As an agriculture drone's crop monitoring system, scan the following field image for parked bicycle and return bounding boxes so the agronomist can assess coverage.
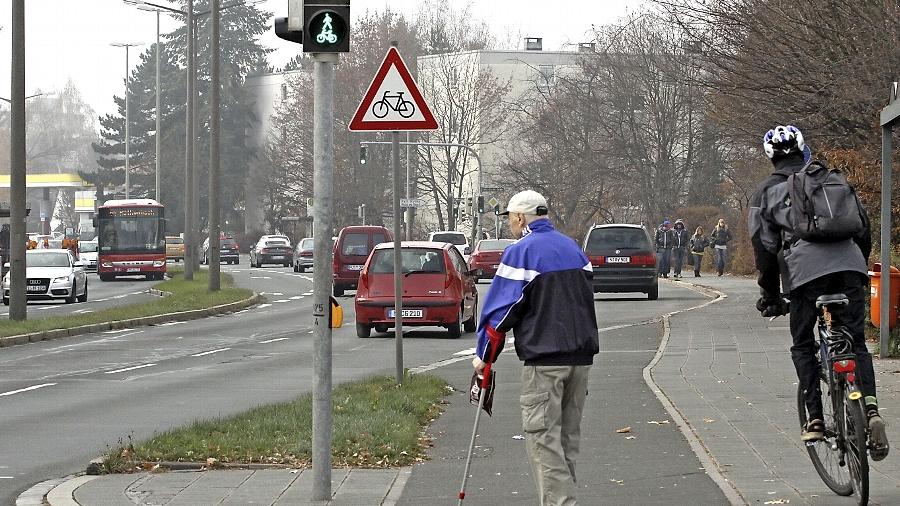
[372,91,415,119]
[797,293,871,505]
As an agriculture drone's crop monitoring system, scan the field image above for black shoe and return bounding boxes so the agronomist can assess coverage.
[802,419,825,442]
[868,409,890,461]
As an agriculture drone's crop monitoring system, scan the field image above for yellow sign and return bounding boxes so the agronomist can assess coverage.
[0,173,90,188]
[330,296,343,328]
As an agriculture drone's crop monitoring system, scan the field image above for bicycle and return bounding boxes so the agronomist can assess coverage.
[797,293,870,505]
[372,91,416,119]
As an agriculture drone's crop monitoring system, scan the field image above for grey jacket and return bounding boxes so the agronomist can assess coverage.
[748,154,871,296]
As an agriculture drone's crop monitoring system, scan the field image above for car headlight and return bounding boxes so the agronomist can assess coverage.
[52,276,70,283]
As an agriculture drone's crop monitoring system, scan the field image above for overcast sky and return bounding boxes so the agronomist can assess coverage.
[0,0,644,121]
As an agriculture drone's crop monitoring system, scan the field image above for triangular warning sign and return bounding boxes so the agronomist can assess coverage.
[348,47,439,131]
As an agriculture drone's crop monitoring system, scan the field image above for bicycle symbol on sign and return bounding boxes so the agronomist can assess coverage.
[316,13,338,44]
[372,91,416,119]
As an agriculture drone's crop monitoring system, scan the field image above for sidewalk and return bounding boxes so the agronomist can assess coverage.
[28,276,900,505]
[653,275,900,504]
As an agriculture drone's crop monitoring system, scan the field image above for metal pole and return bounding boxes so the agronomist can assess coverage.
[405,131,411,240]
[191,14,200,274]
[881,125,892,358]
[125,45,131,200]
[183,0,195,280]
[208,0,220,291]
[155,9,161,203]
[8,0,26,321]
[311,52,337,503]
[392,130,404,386]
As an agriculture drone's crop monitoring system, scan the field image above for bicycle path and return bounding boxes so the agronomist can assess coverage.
[654,275,900,504]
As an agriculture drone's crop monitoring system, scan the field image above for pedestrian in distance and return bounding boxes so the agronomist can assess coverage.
[655,219,674,278]
[472,190,599,506]
[670,219,689,278]
[689,226,709,277]
[749,125,888,458]
[710,218,732,276]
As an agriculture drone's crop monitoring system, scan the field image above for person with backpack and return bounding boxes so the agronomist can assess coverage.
[689,226,709,277]
[670,219,689,278]
[748,125,887,459]
[655,220,673,278]
[710,219,732,276]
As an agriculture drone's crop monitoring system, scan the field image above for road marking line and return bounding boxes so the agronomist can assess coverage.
[0,476,13,479]
[192,348,231,357]
[259,337,289,344]
[271,292,284,296]
[274,299,290,303]
[0,383,57,397]
[94,298,109,302]
[157,321,185,326]
[257,303,272,309]
[290,295,304,299]
[104,328,134,334]
[105,364,156,374]
[250,276,272,279]
[453,348,476,356]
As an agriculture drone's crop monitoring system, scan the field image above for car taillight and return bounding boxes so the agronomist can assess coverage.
[301,251,313,257]
[359,271,369,289]
[833,359,856,373]
[445,271,454,288]
[589,255,604,267]
[261,248,270,253]
[231,245,238,250]
[631,254,656,266]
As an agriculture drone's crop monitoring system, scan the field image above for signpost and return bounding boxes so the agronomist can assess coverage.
[400,198,426,209]
[350,45,438,386]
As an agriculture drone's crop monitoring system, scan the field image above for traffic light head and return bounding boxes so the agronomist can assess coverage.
[304,1,350,53]
[359,146,367,165]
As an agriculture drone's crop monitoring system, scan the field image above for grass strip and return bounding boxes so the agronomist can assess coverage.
[1,268,253,337]
[102,373,451,473]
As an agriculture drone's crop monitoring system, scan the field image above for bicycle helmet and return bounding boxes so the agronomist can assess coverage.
[762,125,805,159]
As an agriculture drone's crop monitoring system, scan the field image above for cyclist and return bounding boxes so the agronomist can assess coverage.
[748,125,888,460]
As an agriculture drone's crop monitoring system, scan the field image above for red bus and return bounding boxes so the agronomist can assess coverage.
[97,199,166,281]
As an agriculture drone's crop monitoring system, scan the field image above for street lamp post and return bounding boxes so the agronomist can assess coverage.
[110,42,142,200]
[9,0,26,321]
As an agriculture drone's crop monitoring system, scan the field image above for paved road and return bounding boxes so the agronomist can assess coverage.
[0,271,159,321]
[0,262,710,504]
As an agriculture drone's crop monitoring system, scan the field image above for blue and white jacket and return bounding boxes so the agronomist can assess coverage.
[475,219,599,366]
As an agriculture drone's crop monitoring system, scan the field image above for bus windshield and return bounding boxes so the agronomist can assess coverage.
[98,207,165,253]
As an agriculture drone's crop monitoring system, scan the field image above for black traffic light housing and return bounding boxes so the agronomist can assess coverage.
[274,16,303,44]
[304,1,350,53]
[359,146,367,165]
[477,196,485,214]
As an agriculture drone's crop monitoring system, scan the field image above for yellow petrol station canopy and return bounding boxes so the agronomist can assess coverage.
[0,173,90,188]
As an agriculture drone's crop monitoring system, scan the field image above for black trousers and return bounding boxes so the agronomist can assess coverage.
[672,248,685,276]
[790,271,875,420]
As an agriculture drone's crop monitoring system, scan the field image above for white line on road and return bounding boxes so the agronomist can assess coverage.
[270,292,283,296]
[259,337,289,344]
[105,364,156,374]
[453,348,476,356]
[0,476,12,479]
[290,295,304,299]
[250,276,271,279]
[157,321,185,327]
[257,303,272,309]
[192,348,231,357]
[104,328,134,334]
[93,298,109,302]
[0,383,57,397]
[274,299,290,303]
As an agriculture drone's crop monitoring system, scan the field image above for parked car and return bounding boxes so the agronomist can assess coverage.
[333,225,392,296]
[467,239,515,281]
[78,239,99,272]
[582,224,658,300]
[293,237,314,272]
[165,236,185,262]
[2,249,88,305]
[427,230,470,257]
[249,237,293,268]
[202,235,240,265]
[354,242,478,338]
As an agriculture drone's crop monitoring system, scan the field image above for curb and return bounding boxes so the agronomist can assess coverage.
[0,292,262,349]
[642,280,747,505]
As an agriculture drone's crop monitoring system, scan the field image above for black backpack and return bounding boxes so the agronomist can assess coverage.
[787,161,865,242]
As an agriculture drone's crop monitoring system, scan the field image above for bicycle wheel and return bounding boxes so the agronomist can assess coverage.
[398,100,416,118]
[797,376,853,496]
[844,397,869,505]
[372,101,389,118]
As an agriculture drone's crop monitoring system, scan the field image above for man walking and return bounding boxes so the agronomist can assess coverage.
[749,125,888,458]
[655,220,673,278]
[670,219,689,278]
[473,190,599,506]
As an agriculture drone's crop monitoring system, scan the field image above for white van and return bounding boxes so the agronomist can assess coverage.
[428,231,470,258]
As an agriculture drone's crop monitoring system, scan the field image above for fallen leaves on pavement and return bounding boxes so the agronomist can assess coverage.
[616,426,632,433]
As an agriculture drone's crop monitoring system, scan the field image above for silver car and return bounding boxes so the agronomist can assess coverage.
[2,249,88,305]
[78,239,99,272]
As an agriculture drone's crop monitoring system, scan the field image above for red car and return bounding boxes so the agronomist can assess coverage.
[467,239,515,281]
[354,242,478,339]
[333,225,392,296]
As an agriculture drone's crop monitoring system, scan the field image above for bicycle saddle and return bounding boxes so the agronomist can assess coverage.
[815,293,849,308]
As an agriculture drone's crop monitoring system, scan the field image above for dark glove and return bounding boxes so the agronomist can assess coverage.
[756,296,789,317]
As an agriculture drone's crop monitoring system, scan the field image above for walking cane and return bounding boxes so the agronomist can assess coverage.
[458,361,492,505]
[458,329,503,504]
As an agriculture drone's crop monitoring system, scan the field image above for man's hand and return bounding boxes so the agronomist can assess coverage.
[756,296,789,318]
[472,356,486,374]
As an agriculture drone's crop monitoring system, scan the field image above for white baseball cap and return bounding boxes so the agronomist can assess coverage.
[500,190,548,216]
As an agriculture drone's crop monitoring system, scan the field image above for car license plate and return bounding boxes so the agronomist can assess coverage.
[127,267,140,272]
[388,309,423,318]
[26,285,45,292]
[606,256,631,264]
[347,264,364,271]
[272,256,284,260]
[492,265,499,269]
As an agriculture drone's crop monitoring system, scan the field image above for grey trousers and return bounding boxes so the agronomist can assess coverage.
[521,365,591,506]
